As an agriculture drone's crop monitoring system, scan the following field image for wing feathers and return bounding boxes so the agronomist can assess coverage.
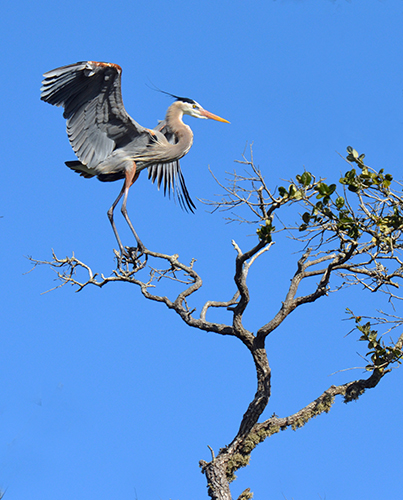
[41,61,145,169]
[148,161,196,213]
[42,61,196,213]
[147,118,196,212]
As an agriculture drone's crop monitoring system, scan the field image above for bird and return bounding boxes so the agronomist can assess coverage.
[40,61,229,262]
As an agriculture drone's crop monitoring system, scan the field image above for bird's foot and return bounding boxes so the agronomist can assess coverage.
[125,245,148,270]
[114,246,147,271]
[126,245,143,261]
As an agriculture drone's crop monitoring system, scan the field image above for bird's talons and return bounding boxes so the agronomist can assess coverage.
[113,240,148,271]
[128,245,148,270]
[126,245,143,261]
[113,246,147,271]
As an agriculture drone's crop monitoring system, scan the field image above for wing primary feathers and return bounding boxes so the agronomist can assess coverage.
[41,61,146,170]
[177,168,196,213]
[147,162,196,213]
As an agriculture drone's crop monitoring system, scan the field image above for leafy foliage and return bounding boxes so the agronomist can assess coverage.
[270,147,403,251]
[256,219,275,243]
[347,309,403,372]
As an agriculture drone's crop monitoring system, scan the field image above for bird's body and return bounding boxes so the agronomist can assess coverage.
[41,61,229,262]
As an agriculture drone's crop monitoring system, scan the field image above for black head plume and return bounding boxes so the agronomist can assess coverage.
[146,81,196,104]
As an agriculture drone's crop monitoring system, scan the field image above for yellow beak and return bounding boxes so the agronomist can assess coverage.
[201,109,230,123]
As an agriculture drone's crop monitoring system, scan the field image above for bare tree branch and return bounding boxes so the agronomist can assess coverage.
[31,146,403,500]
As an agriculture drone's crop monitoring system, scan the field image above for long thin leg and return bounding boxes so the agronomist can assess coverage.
[107,184,126,257]
[121,164,144,253]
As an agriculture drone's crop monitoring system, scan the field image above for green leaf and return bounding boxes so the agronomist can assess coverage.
[335,196,345,209]
[328,184,337,195]
[300,171,312,186]
[316,183,328,195]
[289,184,297,196]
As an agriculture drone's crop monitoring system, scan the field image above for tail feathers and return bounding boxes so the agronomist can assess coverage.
[65,161,95,179]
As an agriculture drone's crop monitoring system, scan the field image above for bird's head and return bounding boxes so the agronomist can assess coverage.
[149,85,230,123]
[177,97,230,123]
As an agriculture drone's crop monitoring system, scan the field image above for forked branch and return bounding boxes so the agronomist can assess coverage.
[31,146,403,500]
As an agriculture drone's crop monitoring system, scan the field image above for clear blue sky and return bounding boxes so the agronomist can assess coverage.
[1,1,403,499]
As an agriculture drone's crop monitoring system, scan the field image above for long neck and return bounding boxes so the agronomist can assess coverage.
[165,101,194,158]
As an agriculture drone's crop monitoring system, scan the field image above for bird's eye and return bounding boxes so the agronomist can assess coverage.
[193,104,198,109]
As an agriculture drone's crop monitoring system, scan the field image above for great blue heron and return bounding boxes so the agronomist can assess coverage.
[40,61,229,261]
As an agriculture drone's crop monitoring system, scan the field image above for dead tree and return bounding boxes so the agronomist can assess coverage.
[31,147,403,500]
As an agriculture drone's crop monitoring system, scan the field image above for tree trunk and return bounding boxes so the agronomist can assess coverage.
[202,459,232,500]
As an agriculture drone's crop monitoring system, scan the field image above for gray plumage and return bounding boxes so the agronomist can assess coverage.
[41,61,229,258]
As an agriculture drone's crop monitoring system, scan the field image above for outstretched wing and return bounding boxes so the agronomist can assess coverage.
[147,119,196,213]
[41,61,147,169]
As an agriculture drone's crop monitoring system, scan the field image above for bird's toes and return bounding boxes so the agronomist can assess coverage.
[114,246,147,272]
[125,245,148,270]
[126,246,139,260]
